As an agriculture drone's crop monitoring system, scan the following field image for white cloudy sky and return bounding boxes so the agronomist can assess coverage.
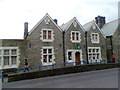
[0,0,119,39]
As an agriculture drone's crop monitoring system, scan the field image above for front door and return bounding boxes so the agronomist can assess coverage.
[75,52,80,65]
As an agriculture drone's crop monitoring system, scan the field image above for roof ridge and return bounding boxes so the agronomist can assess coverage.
[105,18,120,25]
[83,20,94,26]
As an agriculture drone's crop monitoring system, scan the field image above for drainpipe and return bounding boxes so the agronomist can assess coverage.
[85,31,89,64]
[109,36,113,55]
[63,31,66,66]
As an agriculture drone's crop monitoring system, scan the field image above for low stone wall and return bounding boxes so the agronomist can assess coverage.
[8,63,120,82]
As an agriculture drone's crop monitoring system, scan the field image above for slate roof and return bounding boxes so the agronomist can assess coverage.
[28,13,63,35]
[60,17,85,32]
[83,20,106,38]
[83,20,94,31]
[101,18,120,36]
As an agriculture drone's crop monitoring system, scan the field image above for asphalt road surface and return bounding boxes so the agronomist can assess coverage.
[2,68,119,88]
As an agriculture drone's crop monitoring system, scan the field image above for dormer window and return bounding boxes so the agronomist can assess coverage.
[41,29,54,42]
[71,31,81,43]
[90,33,100,43]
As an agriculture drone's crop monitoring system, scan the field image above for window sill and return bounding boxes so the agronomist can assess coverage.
[42,62,55,66]
[42,40,54,42]
[71,40,81,43]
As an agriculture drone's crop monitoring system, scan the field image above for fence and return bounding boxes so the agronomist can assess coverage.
[1,59,120,82]
[14,59,119,73]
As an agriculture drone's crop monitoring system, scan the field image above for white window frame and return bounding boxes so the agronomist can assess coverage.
[88,47,102,61]
[66,49,83,65]
[41,46,55,65]
[41,29,54,42]
[70,31,81,43]
[90,33,100,43]
[0,47,20,69]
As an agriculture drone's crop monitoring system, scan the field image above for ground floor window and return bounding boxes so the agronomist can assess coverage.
[67,50,83,65]
[41,47,55,65]
[0,47,19,69]
[88,47,101,60]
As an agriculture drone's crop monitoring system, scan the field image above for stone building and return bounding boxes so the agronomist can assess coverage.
[25,13,64,69]
[0,14,119,71]
[61,17,87,66]
[83,16,107,63]
[101,18,120,61]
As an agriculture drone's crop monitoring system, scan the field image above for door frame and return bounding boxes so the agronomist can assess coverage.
[67,49,83,65]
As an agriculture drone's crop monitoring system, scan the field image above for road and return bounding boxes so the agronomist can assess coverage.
[2,68,119,88]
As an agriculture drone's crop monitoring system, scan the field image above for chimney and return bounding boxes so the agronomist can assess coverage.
[24,22,28,39]
[95,16,106,29]
[53,19,57,24]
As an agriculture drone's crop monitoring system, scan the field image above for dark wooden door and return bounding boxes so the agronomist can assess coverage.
[75,52,80,65]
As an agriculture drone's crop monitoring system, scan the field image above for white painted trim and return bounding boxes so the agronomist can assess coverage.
[28,13,63,36]
[88,47,102,60]
[0,47,20,70]
[40,28,54,42]
[70,31,81,43]
[66,49,83,65]
[41,46,55,65]
[64,17,85,32]
[90,33,100,43]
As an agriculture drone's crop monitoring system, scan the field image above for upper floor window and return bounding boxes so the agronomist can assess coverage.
[41,29,54,42]
[90,33,100,43]
[71,31,81,43]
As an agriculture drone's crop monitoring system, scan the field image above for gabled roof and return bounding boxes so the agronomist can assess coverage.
[83,20,94,31]
[83,20,106,39]
[28,13,63,35]
[60,17,85,32]
[101,18,120,36]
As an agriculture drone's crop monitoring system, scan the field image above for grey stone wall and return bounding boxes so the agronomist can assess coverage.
[64,23,87,61]
[26,20,64,68]
[87,26,107,60]
[112,28,119,60]
[1,39,28,68]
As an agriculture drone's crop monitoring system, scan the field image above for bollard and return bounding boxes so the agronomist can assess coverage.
[2,71,4,83]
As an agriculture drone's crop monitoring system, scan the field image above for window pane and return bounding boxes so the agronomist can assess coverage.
[97,54,99,59]
[68,52,72,60]
[93,49,95,52]
[89,49,91,53]
[48,55,52,62]
[72,32,75,40]
[76,33,79,40]
[43,49,47,54]
[96,49,99,52]
[92,34,94,39]
[43,30,47,39]
[11,49,17,55]
[43,55,47,63]
[11,56,17,65]
[4,50,9,55]
[48,31,52,39]
[4,57,9,65]
[48,49,52,53]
